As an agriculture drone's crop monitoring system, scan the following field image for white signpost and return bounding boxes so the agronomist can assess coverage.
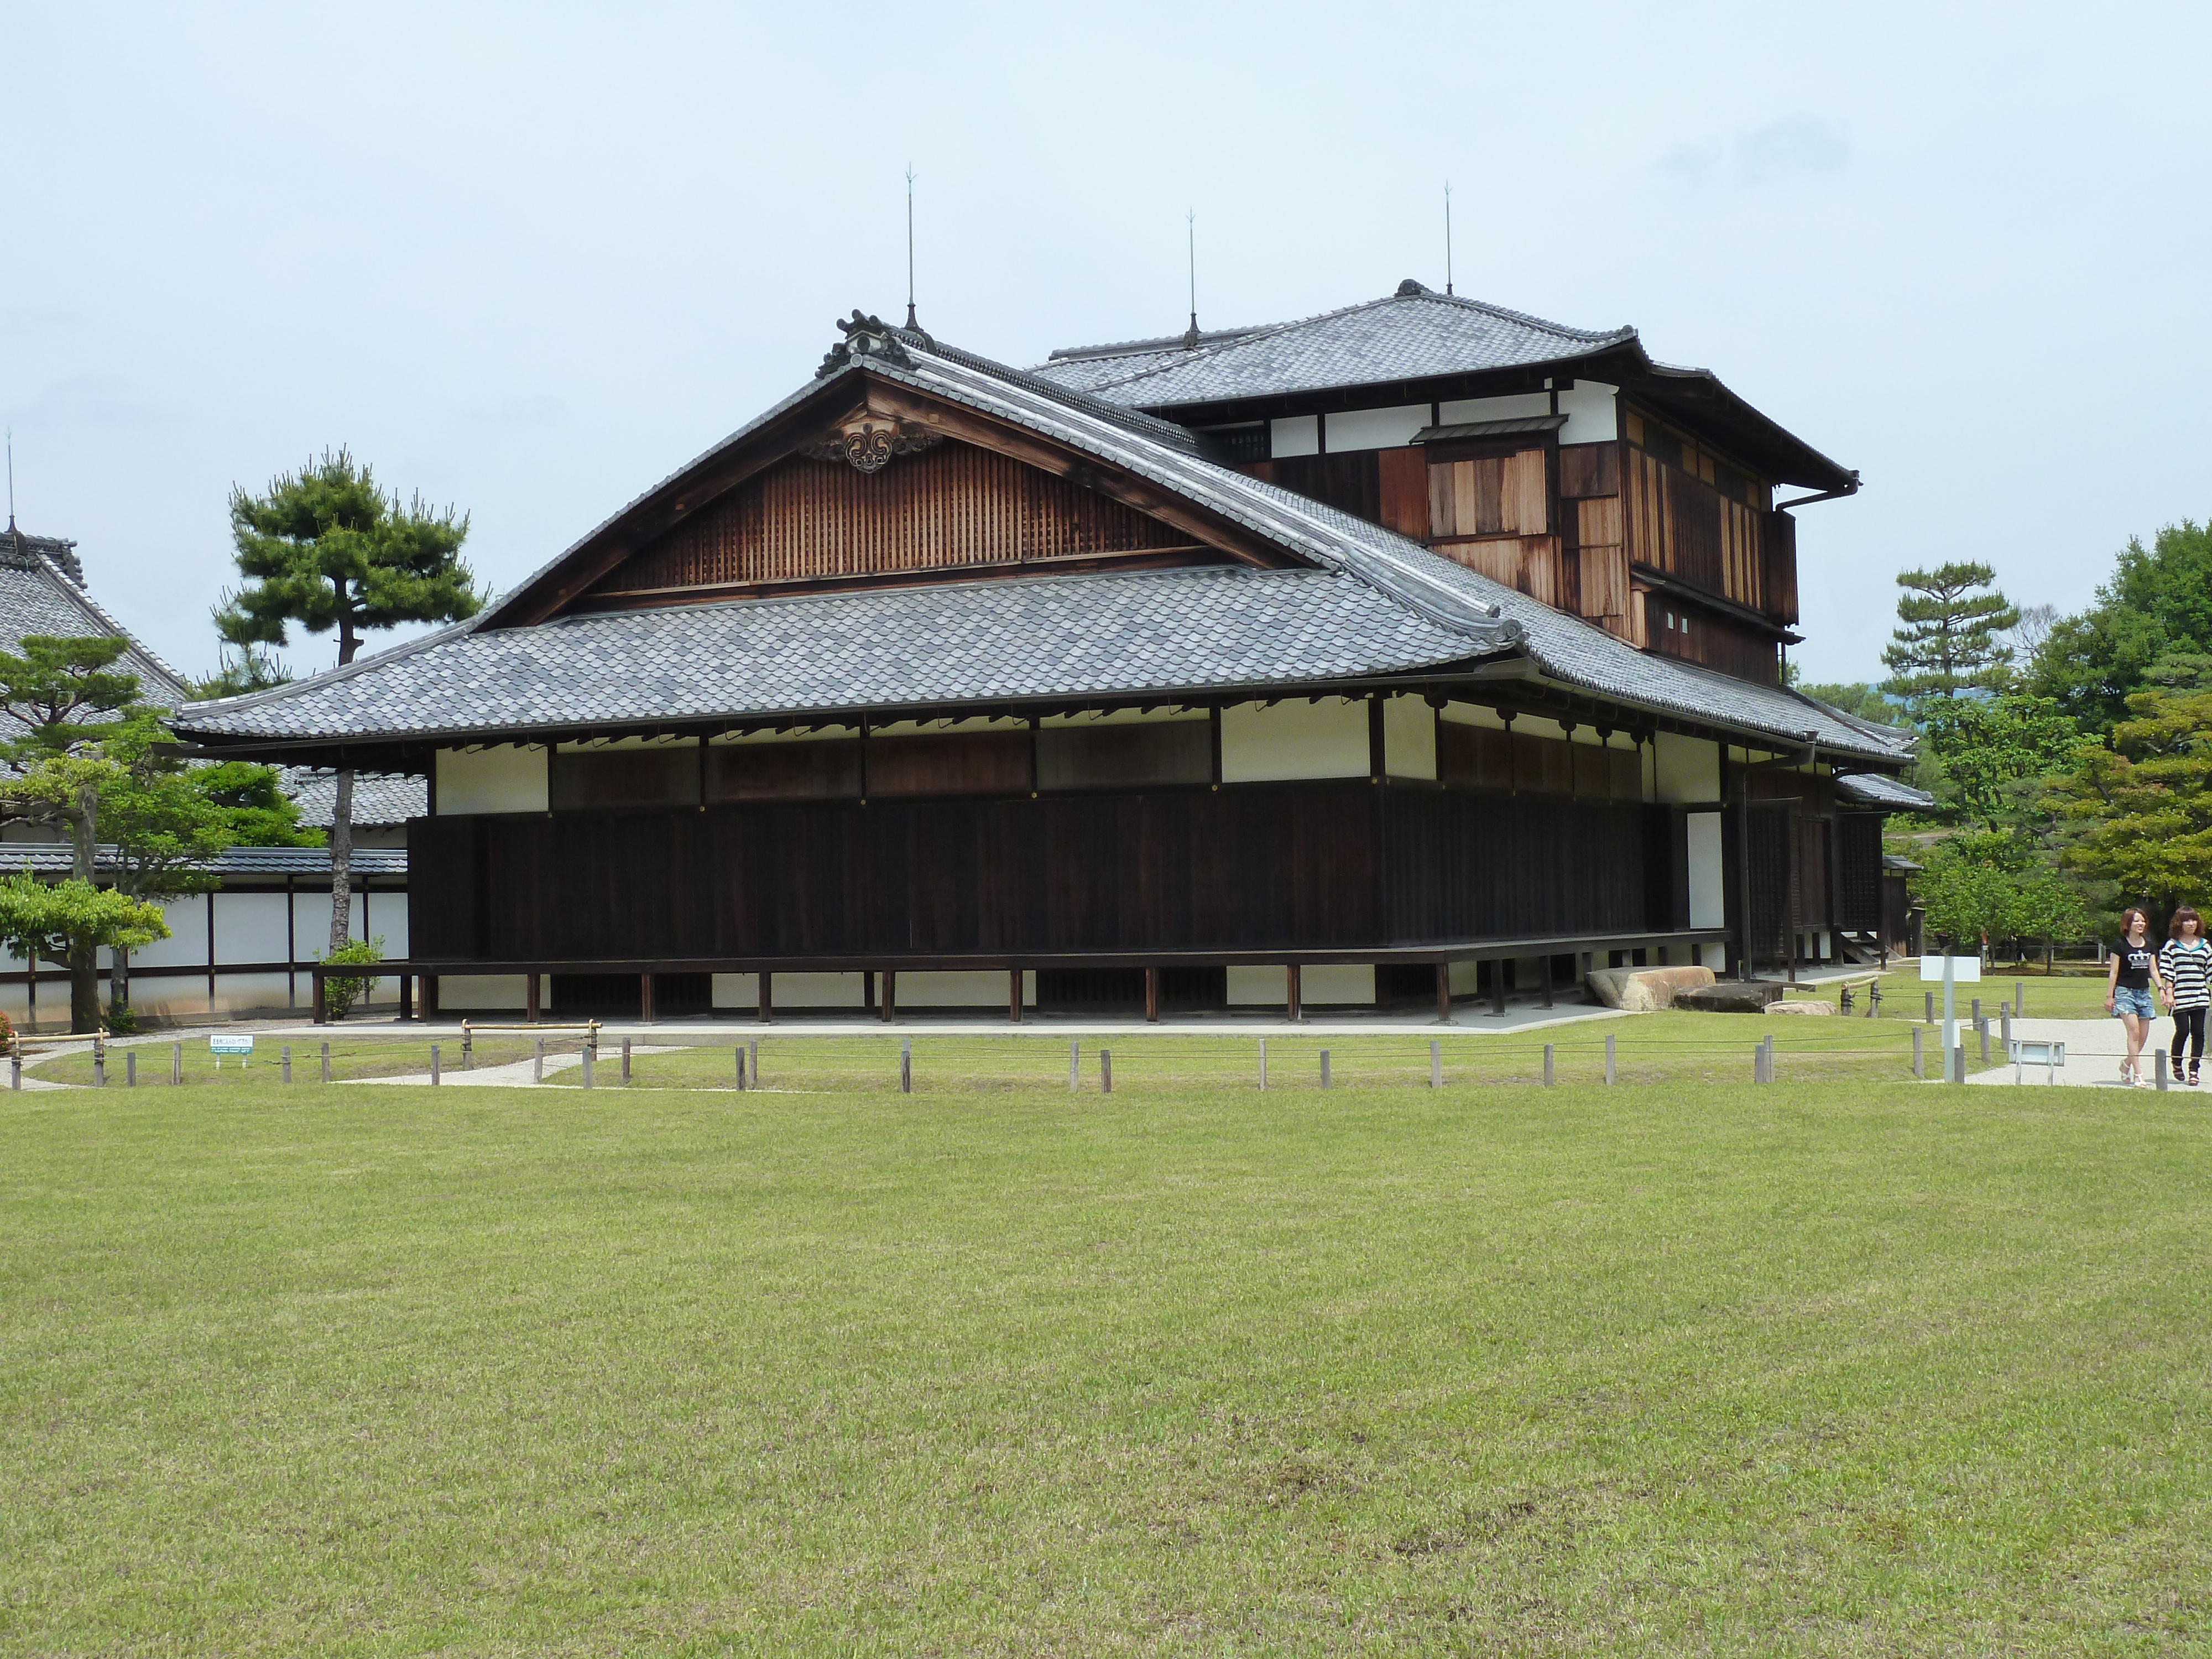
[210,1034,253,1071]
[1919,955,1981,1081]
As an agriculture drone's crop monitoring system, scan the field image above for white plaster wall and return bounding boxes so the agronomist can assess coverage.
[1324,404,1428,452]
[770,971,867,1009]
[898,971,1035,1008]
[131,894,210,968]
[1226,966,1283,1006]
[1700,942,1728,972]
[1306,966,1376,1004]
[1439,701,1507,730]
[1515,714,1571,743]
[213,893,291,964]
[1230,965,1375,1005]
[1270,414,1318,457]
[1686,811,1726,928]
[1220,698,1369,782]
[1449,960,1481,995]
[438,973,530,1011]
[436,745,548,815]
[1653,733,1721,803]
[1557,380,1618,444]
[1382,695,1436,780]
[1441,392,1552,425]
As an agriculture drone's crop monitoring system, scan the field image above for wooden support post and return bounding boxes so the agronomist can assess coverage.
[640,972,655,1024]
[1434,963,1451,1024]
[1286,964,1302,1023]
[1008,968,1022,1025]
[312,968,327,1025]
[422,975,439,1018]
[1144,968,1160,1024]
[398,973,414,1021]
[1490,959,1506,1018]
[1541,957,1554,1010]
[880,970,896,1022]
[758,971,773,1024]
[526,973,541,1023]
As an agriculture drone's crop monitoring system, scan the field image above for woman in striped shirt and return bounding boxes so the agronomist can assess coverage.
[2159,906,2211,1087]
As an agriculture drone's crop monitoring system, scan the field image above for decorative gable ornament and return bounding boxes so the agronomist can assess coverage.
[815,309,916,378]
[802,414,943,474]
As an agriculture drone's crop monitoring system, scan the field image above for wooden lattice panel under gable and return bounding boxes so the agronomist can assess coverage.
[582,439,1207,604]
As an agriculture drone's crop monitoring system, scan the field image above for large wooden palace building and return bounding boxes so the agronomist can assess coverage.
[174,284,1921,1019]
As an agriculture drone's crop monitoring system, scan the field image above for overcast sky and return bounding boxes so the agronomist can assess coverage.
[6,2,2208,687]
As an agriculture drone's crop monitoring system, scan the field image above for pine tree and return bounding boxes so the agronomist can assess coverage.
[0,635,145,1030]
[1879,562,2020,714]
[216,451,479,955]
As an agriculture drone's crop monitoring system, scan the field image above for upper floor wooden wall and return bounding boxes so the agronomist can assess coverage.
[1239,400,1798,687]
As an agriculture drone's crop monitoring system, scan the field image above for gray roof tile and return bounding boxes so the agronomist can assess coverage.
[1032,284,1633,408]
[178,323,1912,769]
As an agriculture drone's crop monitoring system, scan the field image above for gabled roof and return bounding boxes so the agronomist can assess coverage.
[1035,281,1857,493]
[0,519,190,706]
[176,316,1909,768]
[1036,282,1632,405]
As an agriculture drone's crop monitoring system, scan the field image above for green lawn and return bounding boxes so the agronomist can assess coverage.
[6,1067,2209,1654]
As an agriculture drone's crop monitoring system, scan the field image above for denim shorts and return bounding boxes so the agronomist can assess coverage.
[2113,985,2157,1019]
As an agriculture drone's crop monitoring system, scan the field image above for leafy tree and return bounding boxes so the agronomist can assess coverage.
[0,873,169,1026]
[1911,829,2089,966]
[0,636,145,1029]
[1879,561,2020,714]
[217,450,479,955]
[2027,520,2212,731]
[2049,681,2212,921]
[1797,681,1906,728]
[195,761,322,848]
[1917,693,2079,833]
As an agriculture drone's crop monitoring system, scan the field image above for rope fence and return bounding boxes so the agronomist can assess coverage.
[14,1023,1949,1094]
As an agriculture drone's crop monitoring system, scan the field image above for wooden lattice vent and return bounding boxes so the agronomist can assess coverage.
[580,435,1215,606]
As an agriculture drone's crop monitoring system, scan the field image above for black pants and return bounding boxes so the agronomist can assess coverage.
[2174,1006,2208,1070]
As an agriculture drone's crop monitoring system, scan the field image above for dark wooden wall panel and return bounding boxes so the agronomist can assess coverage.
[587,440,1195,599]
[409,782,1675,963]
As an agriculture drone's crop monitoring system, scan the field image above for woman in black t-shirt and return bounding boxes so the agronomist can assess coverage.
[2106,906,2167,1087]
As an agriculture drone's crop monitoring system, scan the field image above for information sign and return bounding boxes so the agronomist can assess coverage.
[1917,956,1982,984]
[209,1035,254,1055]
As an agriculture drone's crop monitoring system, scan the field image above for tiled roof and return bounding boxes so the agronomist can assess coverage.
[1838,771,1935,808]
[0,532,189,706]
[280,768,426,828]
[178,323,1912,768]
[1032,283,1634,408]
[0,842,406,878]
[175,567,1483,741]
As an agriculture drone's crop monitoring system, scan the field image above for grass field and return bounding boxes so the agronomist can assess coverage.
[6,1058,2209,1655]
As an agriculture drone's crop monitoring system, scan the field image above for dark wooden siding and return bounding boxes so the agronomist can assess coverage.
[410,782,1671,963]
[584,440,1199,601]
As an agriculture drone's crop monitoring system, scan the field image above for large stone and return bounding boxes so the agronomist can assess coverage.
[1586,965,1717,1012]
[1767,1000,1837,1016]
[1674,979,1785,1013]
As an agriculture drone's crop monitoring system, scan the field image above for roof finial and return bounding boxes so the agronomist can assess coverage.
[1183,210,1199,348]
[904,165,920,332]
[1443,180,1454,295]
[5,426,14,530]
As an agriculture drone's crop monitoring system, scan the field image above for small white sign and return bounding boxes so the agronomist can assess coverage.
[1918,956,1982,984]
[209,1035,254,1055]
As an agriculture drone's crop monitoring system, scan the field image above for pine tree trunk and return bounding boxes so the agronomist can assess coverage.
[113,946,131,1016]
[327,768,354,956]
[69,779,100,1033]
